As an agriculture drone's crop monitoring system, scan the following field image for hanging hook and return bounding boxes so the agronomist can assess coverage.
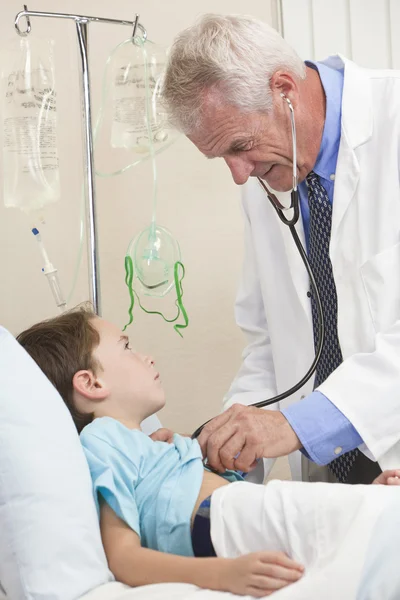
[15,4,31,36]
[132,13,139,39]
[131,14,147,45]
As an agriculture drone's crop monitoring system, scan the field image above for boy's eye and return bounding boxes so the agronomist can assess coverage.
[125,342,132,351]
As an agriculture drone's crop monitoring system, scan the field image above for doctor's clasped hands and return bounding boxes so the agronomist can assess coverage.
[198,404,301,473]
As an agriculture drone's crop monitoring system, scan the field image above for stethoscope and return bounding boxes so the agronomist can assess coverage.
[192,93,325,440]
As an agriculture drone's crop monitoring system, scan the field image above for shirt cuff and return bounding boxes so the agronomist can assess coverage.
[281,392,363,465]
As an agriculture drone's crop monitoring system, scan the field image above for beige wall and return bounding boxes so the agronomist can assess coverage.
[0,0,274,434]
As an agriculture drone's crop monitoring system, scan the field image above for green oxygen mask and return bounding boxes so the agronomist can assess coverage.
[124,224,188,337]
[120,36,188,336]
[131,224,180,295]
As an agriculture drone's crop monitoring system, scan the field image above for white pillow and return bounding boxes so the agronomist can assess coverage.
[0,326,112,600]
[140,414,162,435]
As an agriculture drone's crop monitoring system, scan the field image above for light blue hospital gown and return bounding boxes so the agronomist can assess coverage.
[80,417,242,557]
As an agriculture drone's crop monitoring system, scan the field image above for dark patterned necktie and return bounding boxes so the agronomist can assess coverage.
[307,171,359,483]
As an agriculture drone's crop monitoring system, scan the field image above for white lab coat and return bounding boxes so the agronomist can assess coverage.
[224,55,400,481]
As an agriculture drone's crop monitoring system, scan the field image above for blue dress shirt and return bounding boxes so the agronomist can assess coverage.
[281,61,363,466]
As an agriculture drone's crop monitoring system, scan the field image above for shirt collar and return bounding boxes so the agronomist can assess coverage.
[306,60,344,181]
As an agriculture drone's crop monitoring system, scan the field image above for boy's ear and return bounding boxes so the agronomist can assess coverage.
[72,370,109,402]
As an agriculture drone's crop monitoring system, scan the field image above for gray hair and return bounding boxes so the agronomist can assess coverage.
[162,13,306,134]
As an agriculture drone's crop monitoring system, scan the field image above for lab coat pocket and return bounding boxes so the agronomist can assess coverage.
[360,241,400,333]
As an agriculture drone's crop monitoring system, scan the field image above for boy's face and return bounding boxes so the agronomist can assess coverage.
[91,318,165,424]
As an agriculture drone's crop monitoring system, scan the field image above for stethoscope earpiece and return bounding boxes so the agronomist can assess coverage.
[280,91,294,111]
[191,83,325,441]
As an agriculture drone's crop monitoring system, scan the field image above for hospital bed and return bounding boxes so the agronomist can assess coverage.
[2,481,399,600]
[80,478,400,600]
[1,324,399,600]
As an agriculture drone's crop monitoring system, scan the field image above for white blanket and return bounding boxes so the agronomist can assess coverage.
[83,480,400,600]
[211,481,400,599]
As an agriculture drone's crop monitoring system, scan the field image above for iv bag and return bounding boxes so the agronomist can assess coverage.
[110,39,177,154]
[2,37,60,214]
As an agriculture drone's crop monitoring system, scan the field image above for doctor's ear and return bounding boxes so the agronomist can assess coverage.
[72,369,109,403]
[270,71,298,107]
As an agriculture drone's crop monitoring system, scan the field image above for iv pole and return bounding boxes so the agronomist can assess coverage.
[14,6,147,316]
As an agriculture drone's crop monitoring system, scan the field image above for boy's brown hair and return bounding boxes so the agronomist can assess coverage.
[17,306,101,433]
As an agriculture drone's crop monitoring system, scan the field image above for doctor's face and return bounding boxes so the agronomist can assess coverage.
[189,84,320,192]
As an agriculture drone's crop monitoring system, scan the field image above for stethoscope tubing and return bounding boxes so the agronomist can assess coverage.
[192,95,326,440]
[192,214,325,439]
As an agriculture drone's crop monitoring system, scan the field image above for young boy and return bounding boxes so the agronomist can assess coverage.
[18,308,400,599]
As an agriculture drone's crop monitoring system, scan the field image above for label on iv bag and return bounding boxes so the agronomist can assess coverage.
[2,39,60,213]
[111,60,170,152]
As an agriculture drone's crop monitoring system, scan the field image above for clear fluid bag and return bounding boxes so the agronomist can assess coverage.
[94,38,179,175]
[2,37,60,214]
[111,39,175,153]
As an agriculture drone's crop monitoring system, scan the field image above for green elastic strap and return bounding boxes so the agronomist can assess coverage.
[123,255,189,337]
[123,255,136,331]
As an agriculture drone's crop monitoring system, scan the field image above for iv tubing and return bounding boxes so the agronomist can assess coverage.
[67,35,174,307]
[32,227,66,312]
[14,6,150,315]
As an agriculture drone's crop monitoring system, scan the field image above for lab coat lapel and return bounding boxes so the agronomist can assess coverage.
[324,55,372,259]
[330,138,359,259]
[279,206,312,323]
[279,56,371,322]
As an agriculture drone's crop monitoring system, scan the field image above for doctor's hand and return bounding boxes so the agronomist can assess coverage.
[197,404,301,473]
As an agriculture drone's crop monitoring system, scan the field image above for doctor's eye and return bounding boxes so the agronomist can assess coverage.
[233,142,254,154]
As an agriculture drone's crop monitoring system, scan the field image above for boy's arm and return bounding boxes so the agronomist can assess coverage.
[100,503,304,596]
[100,502,223,589]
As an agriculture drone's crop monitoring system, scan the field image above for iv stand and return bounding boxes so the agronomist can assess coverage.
[14,6,148,316]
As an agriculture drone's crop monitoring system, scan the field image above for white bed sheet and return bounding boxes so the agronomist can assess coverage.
[211,480,400,600]
[81,480,400,600]
[82,581,256,600]
[2,479,396,600]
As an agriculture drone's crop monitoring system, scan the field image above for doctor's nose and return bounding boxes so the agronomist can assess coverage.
[224,156,254,185]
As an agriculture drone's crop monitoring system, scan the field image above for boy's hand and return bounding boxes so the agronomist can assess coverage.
[149,428,174,444]
[219,551,304,597]
[373,469,400,485]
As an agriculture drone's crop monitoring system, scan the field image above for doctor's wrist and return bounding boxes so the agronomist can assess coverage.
[261,411,302,458]
[281,412,302,453]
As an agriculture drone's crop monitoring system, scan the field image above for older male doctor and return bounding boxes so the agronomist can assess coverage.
[163,14,400,484]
